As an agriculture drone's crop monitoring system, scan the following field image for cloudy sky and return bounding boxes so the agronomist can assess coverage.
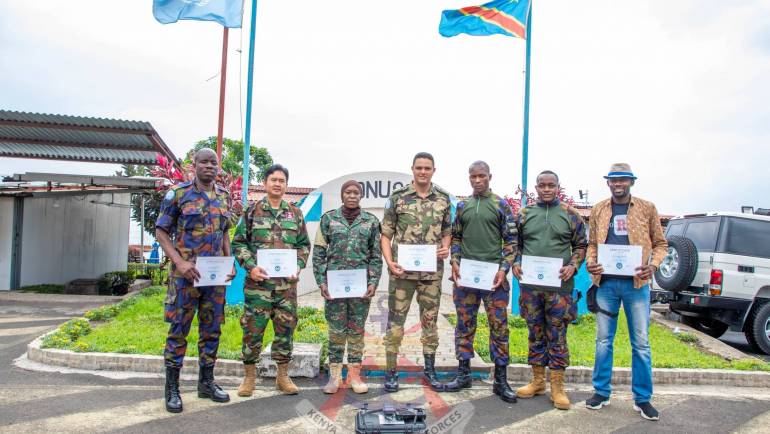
[2,0,769,217]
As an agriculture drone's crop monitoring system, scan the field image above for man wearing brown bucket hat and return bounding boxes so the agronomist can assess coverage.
[584,163,668,421]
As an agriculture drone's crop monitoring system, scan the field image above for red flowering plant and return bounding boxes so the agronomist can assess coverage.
[504,185,576,215]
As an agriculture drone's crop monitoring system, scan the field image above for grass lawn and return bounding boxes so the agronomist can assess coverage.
[42,286,328,362]
[446,312,770,371]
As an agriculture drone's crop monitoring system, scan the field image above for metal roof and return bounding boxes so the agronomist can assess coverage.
[0,110,179,168]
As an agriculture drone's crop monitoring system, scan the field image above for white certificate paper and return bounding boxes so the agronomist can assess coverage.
[194,256,234,287]
[397,244,437,272]
[458,259,499,291]
[257,249,298,278]
[327,269,368,299]
[598,244,643,276]
[520,255,563,288]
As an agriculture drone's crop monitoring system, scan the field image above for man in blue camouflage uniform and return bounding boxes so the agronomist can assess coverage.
[444,161,518,403]
[156,148,232,413]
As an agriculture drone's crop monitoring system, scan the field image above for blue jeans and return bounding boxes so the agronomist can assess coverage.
[592,278,653,403]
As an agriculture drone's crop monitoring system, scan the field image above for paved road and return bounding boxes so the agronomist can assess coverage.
[2,295,770,433]
[720,331,770,363]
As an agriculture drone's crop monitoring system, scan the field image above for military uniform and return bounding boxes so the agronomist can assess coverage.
[515,199,586,369]
[156,180,231,369]
[232,197,310,365]
[312,208,383,364]
[382,183,452,357]
[450,190,517,365]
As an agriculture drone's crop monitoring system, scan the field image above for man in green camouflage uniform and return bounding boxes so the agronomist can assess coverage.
[232,164,310,396]
[313,180,382,394]
[381,152,452,392]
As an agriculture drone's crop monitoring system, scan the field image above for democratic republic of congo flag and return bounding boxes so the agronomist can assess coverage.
[439,0,531,38]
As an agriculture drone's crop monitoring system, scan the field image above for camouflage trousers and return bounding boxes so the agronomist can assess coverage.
[325,297,371,364]
[163,278,225,368]
[519,286,577,369]
[384,278,442,355]
[241,286,297,365]
[454,285,510,365]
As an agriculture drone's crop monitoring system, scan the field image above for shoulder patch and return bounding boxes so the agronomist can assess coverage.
[164,189,176,201]
[384,199,392,209]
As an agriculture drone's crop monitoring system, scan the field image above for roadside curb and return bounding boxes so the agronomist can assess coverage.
[27,327,770,387]
[27,330,321,378]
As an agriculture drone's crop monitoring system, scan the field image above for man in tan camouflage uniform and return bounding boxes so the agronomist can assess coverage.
[232,164,310,396]
[381,152,452,392]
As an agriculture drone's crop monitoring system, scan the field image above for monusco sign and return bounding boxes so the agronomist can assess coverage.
[315,171,415,212]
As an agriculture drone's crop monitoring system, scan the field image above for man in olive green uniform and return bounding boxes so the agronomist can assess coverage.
[313,180,382,394]
[232,164,311,395]
[381,152,452,392]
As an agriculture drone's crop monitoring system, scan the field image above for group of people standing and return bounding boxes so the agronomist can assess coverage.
[156,149,667,423]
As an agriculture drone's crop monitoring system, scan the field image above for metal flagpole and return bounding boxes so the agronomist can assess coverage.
[241,0,258,205]
[216,27,229,161]
[520,3,533,207]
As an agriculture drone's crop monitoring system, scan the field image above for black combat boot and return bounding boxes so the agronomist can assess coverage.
[383,353,399,393]
[422,354,445,391]
[165,366,183,413]
[198,365,230,402]
[492,364,517,403]
[444,359,472,392]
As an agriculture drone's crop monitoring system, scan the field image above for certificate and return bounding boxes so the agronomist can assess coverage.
[598,244,643,276]
[257,249,297,278]
[327,269,368,299]
[397,244,437,272]
[194,256,234,287]
[520,255,563,288]
[458,259,499,291]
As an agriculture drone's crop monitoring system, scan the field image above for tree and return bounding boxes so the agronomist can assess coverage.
[119,138,273,237]
[186,136,273,182]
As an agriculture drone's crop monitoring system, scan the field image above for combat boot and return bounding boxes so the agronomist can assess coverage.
[516,365,546,398]
[492,364,517,403]
[323,363,342,394]
[164,366,183,413]
[422,354,445,391]
[550,369,570,410]
[237,363,258,397]
[383,353,399,393]
[347,363,369,394]
[444,359,472,392]
[276,363,299,395]
[198,365,230,402]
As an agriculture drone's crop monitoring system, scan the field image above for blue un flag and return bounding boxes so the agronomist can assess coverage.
[153,0,245,28]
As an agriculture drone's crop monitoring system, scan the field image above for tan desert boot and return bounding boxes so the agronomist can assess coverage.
[323,363,342,394]
[549,369,570,410]
[237,363,258,397]
[347,363,368,394]
[275,363,299,395]
[516,365,546,398]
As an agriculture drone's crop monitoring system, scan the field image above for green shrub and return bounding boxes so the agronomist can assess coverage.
[20,284,65,294]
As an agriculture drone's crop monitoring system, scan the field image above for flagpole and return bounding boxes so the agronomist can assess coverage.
[520,3,532,207]
[241,0,258,205]
[216,27,229,161]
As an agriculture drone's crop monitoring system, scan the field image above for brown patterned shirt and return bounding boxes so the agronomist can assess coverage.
[587,196,668,289]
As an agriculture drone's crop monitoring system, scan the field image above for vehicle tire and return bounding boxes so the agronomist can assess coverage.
[744,301,770,355]
[654,236,698,291]
[681,316,729,338]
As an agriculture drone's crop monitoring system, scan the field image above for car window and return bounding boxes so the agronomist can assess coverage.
[666,222,684,236]
[684,220,719,252]
[724,218,770,258]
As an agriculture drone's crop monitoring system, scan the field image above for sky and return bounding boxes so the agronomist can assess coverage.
[1,0,769,219]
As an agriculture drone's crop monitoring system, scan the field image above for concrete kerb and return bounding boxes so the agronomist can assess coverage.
[27,328,770,387]
[27,330,321,378]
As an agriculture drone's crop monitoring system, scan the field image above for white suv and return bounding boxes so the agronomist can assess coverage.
[652,212,770,354]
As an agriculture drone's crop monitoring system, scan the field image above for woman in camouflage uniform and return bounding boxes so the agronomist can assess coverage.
[313,180,383,394]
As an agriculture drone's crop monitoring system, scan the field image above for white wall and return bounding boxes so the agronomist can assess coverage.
[19,192,130,287]
[0,198,14,290]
